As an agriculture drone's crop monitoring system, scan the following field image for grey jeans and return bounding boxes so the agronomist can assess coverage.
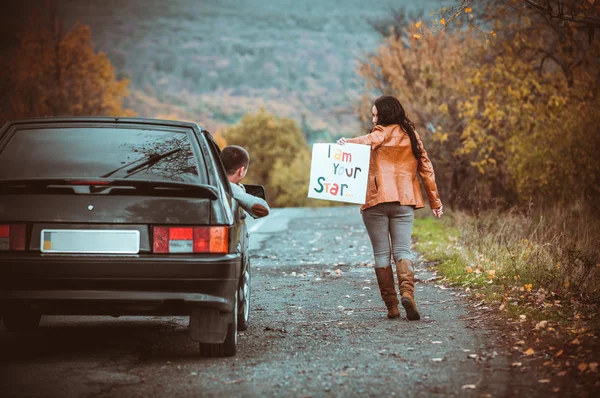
[361,202,415,268]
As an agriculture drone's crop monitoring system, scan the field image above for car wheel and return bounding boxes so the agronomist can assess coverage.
[3,310,41,332]
[198,292,238,357]
[238,266,251,331]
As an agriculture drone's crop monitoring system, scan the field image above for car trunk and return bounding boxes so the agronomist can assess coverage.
[0,187,216,254]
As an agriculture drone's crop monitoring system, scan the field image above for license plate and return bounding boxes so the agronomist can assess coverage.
[40,229,140,254]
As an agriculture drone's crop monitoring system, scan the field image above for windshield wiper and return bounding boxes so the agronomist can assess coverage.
[99,147,182,179]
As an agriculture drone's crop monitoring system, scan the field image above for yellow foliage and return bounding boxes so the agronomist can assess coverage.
[2,10,133,120]
[212,132,228,149]
[359,7,600,209]
[222,110,322,207]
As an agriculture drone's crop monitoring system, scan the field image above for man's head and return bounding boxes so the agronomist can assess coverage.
[221,145,249,183]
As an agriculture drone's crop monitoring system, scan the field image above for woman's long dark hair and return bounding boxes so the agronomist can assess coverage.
[373,96,422,159]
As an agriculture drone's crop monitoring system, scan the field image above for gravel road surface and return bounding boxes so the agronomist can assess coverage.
[0,207,581,397]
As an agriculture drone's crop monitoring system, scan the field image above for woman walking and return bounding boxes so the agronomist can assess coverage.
[338,96,443,321]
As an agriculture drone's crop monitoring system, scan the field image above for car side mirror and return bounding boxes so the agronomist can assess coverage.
[244,184,267,201]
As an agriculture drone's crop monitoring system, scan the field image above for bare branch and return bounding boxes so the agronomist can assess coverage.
[523,0,600,29]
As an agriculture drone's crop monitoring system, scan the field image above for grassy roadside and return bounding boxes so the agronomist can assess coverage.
[412,210,600,386]
[413,208,600,340]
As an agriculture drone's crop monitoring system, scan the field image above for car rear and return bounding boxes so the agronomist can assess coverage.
[0,119,241,328]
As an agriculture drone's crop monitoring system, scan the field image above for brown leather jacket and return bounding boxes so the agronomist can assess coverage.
[347,124,442,211]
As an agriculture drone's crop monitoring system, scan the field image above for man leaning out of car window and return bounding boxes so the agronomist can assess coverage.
[220,145,270,219]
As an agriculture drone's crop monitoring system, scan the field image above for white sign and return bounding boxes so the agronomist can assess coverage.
[307,143,371,204]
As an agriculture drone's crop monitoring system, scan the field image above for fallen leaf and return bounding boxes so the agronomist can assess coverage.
[511,362,522,367]
[557,371,567,376]
[524,348,535,355]
[224,379,250,385]
[555,349,564,357]
[543,360,552,366]
[570,338,581,345]
[462,384,476,389]
[535,320,548,330]
[578,363,588,372]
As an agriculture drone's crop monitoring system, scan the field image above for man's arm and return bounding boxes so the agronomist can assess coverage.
[230,182,270,219]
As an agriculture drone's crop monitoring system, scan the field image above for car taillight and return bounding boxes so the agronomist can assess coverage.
[152,226,229,254]
[0,224,26,251]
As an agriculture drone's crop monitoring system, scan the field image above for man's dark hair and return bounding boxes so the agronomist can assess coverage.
[221,145,249,175]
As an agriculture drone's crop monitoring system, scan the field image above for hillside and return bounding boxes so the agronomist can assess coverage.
[51,0,446,139]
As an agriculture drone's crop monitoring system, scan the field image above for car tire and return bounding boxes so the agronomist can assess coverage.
[198,292,238,357]
[3,310,41,332]
[237,265,251,331]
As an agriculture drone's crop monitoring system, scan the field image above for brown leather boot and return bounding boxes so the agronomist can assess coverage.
[374,266,400,319]
[395,259,420,320]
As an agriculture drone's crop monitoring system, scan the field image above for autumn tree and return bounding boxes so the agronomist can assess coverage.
[439,0,600,36]
[0,7,133,124]
[358,24,488,207]
[359,1,600,210]
[222,110,317,207]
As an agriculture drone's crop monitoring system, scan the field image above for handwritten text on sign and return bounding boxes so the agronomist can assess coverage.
[308,143,370,204]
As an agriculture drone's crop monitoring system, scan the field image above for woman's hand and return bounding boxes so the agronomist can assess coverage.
[337,137,348,146]
[432,205,443,219]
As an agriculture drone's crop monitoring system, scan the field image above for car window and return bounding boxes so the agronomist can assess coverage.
[0,126,206,184]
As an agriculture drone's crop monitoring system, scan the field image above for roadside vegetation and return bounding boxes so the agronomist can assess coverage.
[221,110,338,208]
[412,208,600,382]
[361,0,600,335]
[413,210,600,328]
[368,3,600,381]
[0,8,133,124]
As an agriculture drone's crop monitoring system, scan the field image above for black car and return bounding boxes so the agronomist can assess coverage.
[0,117,264,357]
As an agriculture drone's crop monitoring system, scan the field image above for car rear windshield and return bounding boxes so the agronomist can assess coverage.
[0,126,206,183]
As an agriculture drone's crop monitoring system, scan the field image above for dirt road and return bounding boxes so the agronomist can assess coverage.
[0,207,583,397]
